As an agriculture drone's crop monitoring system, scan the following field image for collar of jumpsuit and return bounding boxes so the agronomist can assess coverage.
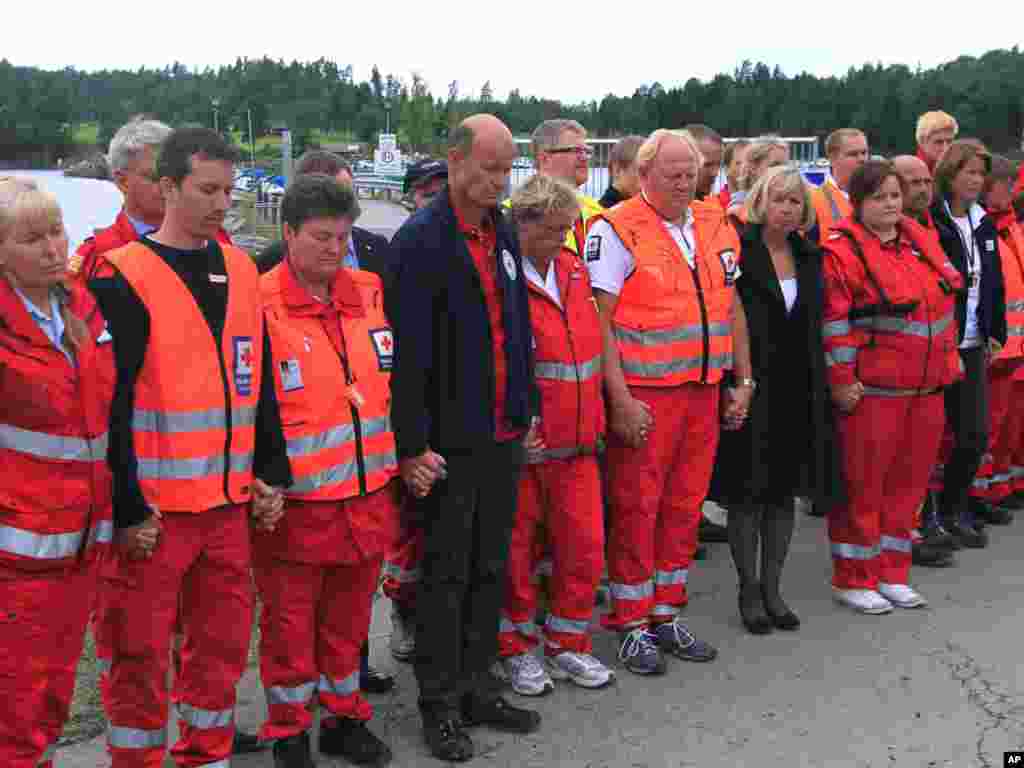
[281,256,365,318]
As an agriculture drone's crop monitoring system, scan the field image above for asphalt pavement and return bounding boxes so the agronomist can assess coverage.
[57,507,1024,767]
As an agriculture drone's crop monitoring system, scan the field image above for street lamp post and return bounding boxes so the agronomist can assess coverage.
[211,98,221,134]
[383,100,391,134]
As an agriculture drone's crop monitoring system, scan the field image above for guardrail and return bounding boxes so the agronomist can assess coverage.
[352,174,405,203]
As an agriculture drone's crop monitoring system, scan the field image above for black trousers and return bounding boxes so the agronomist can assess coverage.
[413,439,524,718]
[940,346,989,524]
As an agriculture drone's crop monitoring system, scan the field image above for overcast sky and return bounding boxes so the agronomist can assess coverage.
[7,1,1020,104]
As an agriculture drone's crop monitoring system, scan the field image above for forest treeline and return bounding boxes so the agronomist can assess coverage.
[2,47,1022,163]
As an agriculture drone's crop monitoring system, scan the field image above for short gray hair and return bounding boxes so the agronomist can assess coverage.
[107,118,173,173]
[531,119,586,156]
[637,129,703,173]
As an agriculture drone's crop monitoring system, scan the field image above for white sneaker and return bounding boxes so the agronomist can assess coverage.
[389,607,415,662]
[878,583,928,608]
[493,653,554,696]
[832,588,894,614]
[545,651,614,689]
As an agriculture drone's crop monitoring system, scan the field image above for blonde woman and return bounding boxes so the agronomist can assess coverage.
[0,177,115,767]
[710,166,837,632]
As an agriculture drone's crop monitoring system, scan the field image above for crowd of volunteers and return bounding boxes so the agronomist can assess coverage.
[2,107,1023,767]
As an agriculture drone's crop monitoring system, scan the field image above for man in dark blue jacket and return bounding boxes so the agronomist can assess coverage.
[389,114,541,762]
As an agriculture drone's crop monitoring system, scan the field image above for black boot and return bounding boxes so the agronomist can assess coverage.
[727,504,772,634]
[460,693,541,733]
[273,731,315,768]
[319,717,392,766]
[760,502,800,631]
[912,538,955,567]
[422,712,474,763]
[921,492,957,550]
[360,642,395,694]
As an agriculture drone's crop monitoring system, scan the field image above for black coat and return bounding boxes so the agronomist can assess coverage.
[930,200,1007,345]
[709,225,842,507]
[389,189,537,460]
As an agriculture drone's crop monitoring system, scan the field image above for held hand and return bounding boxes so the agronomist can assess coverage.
[722,386,753,431]
[987,337,1003,365]
[524,418,547,463]
[251,478,285,532]
[610,395,654,449]
[118,507,162,560]
[400,449,448,499]
[831,381,864,414]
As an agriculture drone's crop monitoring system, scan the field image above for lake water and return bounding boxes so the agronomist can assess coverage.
[6,170,124,255]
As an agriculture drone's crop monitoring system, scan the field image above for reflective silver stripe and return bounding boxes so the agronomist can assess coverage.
[545,615,590,634]
[880,535,912,554]
[1007,300,1024,312]
[318,672,359,697]
[830,542,880,560]
[1007,325,1024,337]
[136,451,254,480]
[535,354,602,383]
[287,424,355,458]
[382,561,421,583]
[88,520,114,546]
[825,346,858,366]
[852,311,954,338]
[651,603,679,617]
[614,321,731,347]
[0,524,84,560]
[361,415,392,437]
[364,449,397,475]
[823,319,852,338]
[499,617,538,636]
[132,406,256,433]
[621,353,732,379]
[609,581,654,600]
[177,702,234,729]
[200,760,230,768]
[291,460,357,493]
[96,658,112,676]
[37,744,56,765]
[862,386,940,398]
[109,725,167,749]
[267,681,316,706]
[0,423,108,462]
[990,471,1013,483]
[972,476,991,489]
[654,568,687,586]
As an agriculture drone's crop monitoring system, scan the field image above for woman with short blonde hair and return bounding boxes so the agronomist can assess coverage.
[745,165,816,231]
[0,176,115,768]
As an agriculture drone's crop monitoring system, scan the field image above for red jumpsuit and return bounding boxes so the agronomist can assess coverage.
[823,217,962,589]
[255,263,400,740]
[985,211,1024,501]
[0,278,114,768]
[594,198,740,631]
[499,249,606,657]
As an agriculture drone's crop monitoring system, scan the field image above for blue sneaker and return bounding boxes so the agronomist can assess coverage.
[617,628,667,676]
[653,619,718,662]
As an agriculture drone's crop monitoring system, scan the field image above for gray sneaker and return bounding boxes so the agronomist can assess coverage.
[617,628,667,676]
[545,651,614,689]
[493,653,554,696]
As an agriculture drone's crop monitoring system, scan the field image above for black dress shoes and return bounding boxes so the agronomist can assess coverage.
[422,714,474,763]
[460,694,542,734]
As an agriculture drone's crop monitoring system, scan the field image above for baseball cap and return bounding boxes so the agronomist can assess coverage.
[403,159,448,194]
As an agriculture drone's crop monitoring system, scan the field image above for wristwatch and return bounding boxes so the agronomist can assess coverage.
[736,377,757,390]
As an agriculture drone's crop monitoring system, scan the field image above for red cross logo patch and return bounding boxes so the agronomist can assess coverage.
[232,336,254,396]
[369,328,394,371]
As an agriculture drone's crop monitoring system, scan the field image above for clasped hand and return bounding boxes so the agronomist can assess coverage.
[400,449,447,498]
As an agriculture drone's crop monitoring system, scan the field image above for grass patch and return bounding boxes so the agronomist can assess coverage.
[72,122,99,145]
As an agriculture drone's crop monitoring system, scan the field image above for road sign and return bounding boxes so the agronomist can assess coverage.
[374,147,403,177]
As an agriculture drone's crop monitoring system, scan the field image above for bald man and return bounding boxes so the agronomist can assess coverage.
[893,155,937,228]
[390,114,541,762]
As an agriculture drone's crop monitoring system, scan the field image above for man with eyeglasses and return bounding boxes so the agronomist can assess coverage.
[404,159,449,211]
[531,119,604,256]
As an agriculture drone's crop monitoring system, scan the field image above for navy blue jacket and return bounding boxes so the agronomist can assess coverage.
[930,201,1007,345]
[389,188,536,459]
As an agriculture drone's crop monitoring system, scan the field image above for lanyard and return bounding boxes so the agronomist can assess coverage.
[957,209,980,286]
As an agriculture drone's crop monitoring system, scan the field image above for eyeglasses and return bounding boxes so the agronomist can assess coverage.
[545,146,593,159]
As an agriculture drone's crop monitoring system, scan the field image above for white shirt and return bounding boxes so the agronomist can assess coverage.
[951,203,985,349]
[780,277,798,314]
[14,285,71,363]
[585,201,699,296]
[523,257,561,308]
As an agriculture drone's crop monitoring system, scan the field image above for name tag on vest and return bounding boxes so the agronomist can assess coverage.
[279,359,304,392]
[209,273,228,284]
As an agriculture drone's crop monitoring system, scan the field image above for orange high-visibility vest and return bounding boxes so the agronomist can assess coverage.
[598,197,740,387]
[993,210,1024,363]
[104,241,262,512]
[811,178,853,242]
[261,263,397,501]
[822,216,963,393]
[526,248,605,461]
[0,280,114,570]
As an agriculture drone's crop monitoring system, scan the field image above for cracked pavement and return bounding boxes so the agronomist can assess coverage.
[59,511,1024,767]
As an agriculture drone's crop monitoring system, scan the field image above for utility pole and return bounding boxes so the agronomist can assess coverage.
[247,108,255,166]
[212,97,221,134]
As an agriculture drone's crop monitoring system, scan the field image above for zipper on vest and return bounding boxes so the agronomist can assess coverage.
[687,263,711,383]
